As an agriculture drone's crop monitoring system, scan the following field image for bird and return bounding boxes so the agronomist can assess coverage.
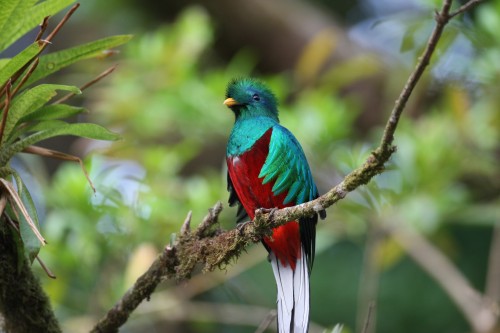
[223,78,325,333]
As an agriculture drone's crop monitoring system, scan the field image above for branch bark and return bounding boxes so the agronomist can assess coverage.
[486,225,500,304]
[89,0,485,332]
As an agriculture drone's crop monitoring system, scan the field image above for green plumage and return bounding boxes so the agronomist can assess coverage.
[258,125,317,204]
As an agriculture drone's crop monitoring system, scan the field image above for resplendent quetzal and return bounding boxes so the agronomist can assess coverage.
[224,78,325,333]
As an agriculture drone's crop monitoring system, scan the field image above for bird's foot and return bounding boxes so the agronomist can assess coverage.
[258,207,278,221]
[236,220,252,235]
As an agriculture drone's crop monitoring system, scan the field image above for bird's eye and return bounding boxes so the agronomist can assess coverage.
[252,93,260,101]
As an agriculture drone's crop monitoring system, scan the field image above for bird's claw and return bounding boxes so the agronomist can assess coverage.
[236,220,252,235]
[258,207,278,221]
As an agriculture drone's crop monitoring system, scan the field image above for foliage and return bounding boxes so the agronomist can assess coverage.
[0,0,129,271]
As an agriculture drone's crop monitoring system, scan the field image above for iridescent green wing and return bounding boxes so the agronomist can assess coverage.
[258,125,323,271]
[258,125,319,205]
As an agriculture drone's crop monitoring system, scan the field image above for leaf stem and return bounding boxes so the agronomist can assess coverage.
[53,64,118,105]
[0,80,12,144]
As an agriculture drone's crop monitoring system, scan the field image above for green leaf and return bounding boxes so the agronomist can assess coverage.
[21,119,68,133]
[20,104,86,122]
[0,42,41,86]
[0,123,120,165]
[6,120,67,145]
[400,29,415,53]
[3,84,81,143]
[0,177,45,248]
[0,0,76,52]
[400,20,425,53]
[26,35,133,85]
[0,0,20,34]
[11,171,42,262]
[0,58,10,71]
[0,0,36,52]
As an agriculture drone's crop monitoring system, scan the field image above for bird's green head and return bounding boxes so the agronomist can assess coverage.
[224,78,279,122]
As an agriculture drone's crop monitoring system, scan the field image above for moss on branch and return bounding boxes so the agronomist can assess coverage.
[0,222,61,333]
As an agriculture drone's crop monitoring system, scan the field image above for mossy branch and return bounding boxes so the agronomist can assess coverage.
[0,222,61,333]
[90,0,483,332]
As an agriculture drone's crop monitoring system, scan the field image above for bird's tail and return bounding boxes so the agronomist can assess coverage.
[270,247,310,333]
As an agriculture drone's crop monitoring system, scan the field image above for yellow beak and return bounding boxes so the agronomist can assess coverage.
[223,97,239,107]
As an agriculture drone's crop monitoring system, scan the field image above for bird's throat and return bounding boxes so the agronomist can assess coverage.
[227,117,276,156]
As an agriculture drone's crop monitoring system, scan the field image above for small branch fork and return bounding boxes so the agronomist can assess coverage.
[91,0,484,332]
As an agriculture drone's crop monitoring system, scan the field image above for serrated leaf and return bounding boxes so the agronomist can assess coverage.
[26,35,132,85]
[0,123,120,165]
[11,171,42,262]
[3,84,81,143]
[0,0,76,52]
[20,103,85,122]
[0,42,42,86]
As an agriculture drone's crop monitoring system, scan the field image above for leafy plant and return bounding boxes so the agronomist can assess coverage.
[0,0,130,269]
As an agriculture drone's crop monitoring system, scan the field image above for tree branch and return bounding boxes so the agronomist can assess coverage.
[90,0,484,332]
[486,224,500,303]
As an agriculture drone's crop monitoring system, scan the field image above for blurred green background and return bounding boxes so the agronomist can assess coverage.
[20,0,500,332]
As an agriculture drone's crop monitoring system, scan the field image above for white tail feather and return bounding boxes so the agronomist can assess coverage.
[270,247,310,333]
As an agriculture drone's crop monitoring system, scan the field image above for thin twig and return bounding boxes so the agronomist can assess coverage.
[0,80,12,143]
[22,145,96,193]
[53,64,118,104]
[6,58,40,101]
[361,302,376,333]
[0,193,7,216]
[43,3,80,44]
[379,0,452,153]
[486,224,500,302]
[3,209,19,231]
[356,221,381,333]
[3,212,56,279]
[180,211,193,235]
[449,0,483,18]
[195,201,223,238]
[35,256,57,279]
[35,16,50,42]
[254,310,277,333]
[1,180,46,245]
